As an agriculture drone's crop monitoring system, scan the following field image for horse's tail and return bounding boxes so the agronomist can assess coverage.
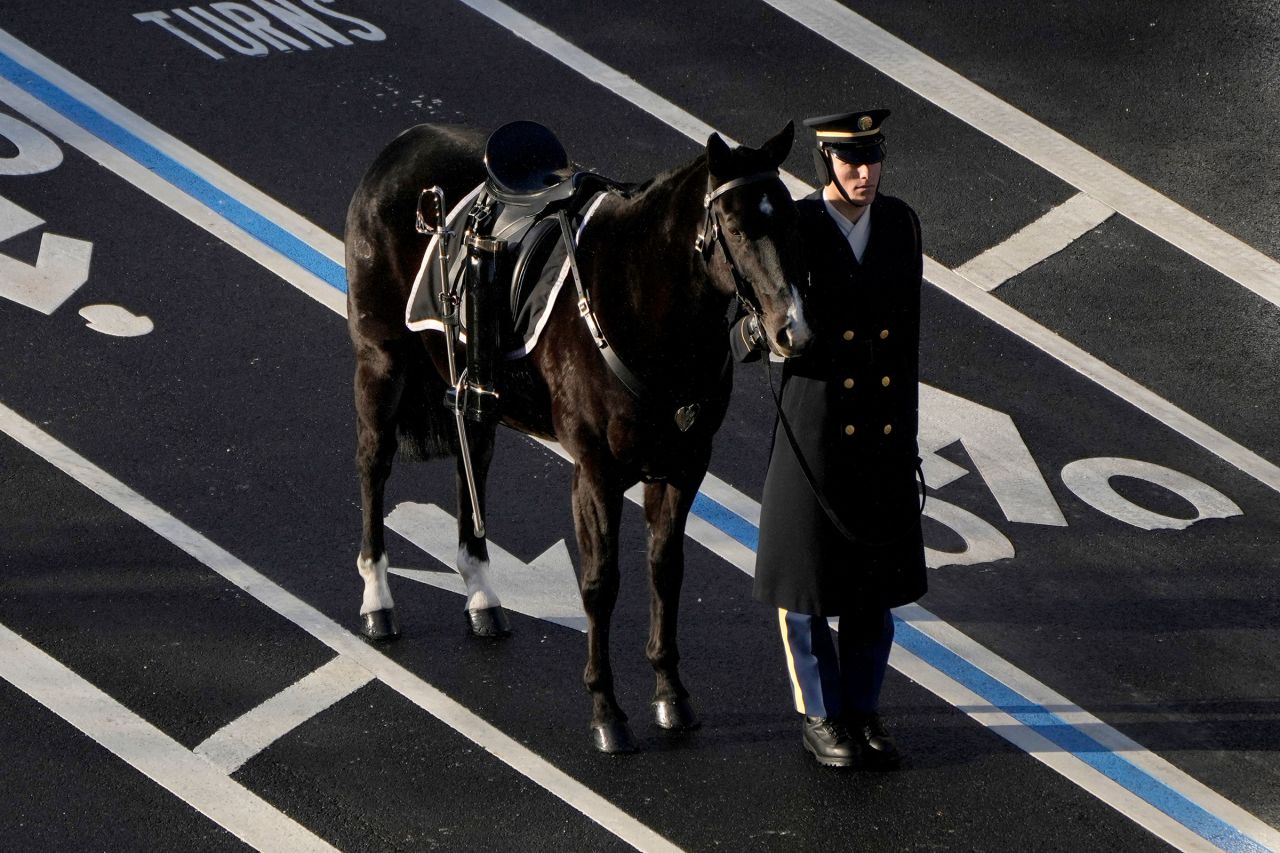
[395,343,455,462]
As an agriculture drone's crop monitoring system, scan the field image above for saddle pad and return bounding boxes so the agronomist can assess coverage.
[405,188,608,359]
[404,183,481,335]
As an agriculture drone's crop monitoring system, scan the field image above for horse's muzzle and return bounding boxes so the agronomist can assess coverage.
[772,310,813,357]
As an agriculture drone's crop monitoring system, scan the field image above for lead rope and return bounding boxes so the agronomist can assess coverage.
[753,191,927,542]
[759,356,869,544]
[758,355,926,547]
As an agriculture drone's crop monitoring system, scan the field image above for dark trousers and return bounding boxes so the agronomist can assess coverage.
[777,608,894,719]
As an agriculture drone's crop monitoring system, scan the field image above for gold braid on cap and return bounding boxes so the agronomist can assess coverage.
[816,115,878,139]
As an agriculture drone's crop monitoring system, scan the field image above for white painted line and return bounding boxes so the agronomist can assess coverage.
[925,257,1280,496]
[442,2,1280,501]
[682,509,758,571]
[887,641,1220,853]
[759,0,1280,307]
[533,438,1279,851]
[0,28,347,317]
[0,402,682,853]
[452,0,814,200]
[894,602,1280,850]
[0,621,337,853]
[692,468,762,528]
[955,193,1115,291]
[194,655,375,774]
[684,473,1280,852]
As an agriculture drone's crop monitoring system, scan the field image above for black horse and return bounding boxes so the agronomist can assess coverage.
[344,120,811,752]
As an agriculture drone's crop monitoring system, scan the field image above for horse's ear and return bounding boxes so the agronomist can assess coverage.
[760,120,795,168]
[706,132,733,179]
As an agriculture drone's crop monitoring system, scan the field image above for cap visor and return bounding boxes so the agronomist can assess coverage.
[829,144,885,165]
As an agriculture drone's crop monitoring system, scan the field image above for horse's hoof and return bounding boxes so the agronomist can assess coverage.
[653,697,701,731]
[360,609,400,642]
[591,720,638,754]
[465,606,511,638]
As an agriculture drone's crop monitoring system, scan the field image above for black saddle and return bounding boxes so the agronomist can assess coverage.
[478,121,625,321]
[484,120,573,201]
[407,121,629,353]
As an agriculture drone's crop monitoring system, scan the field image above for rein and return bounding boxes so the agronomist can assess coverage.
[760,357,926,547]
[755,197,929,539]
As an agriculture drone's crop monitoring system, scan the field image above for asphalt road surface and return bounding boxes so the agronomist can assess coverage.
[1,1,1277,850]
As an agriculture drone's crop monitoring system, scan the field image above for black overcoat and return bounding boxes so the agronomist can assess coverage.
[732,191,927,616]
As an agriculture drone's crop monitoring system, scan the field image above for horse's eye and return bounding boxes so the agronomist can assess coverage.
[727,226,744,239]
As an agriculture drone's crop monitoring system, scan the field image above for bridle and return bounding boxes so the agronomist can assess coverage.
[567,169,790,433]
[694,171,789,351]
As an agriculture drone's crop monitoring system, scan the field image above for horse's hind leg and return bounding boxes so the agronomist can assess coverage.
[644,476,702,732]
[353,343,404,641]
[454,419,510,637]
[572,457,633,753]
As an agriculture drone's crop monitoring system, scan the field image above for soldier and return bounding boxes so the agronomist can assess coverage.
[731,109,926,769]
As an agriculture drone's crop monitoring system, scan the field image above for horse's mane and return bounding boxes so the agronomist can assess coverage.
[625,154,708,207]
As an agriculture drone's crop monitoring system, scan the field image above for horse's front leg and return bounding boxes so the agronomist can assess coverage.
[353,344,403,641]
[644,472,703,732]
[455,418,510,637]
[572,457,632,753]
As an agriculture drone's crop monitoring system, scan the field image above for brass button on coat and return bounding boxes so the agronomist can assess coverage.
[843,378,855,389]
[881,376,891,387]
[844,425,856,436]
[879,329,890,340]
[883,424,893,435]
[842,330,855,341]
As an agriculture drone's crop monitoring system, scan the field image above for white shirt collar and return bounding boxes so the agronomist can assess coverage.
[823,197,872,263]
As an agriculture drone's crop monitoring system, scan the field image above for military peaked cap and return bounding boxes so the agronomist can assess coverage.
[804,109,890,164]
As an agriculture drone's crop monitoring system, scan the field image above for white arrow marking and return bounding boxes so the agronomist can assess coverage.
[0,194,92,315]
[920,383,1067,527]
[0,192,43,241]
[78,303,154,337]
[384,502,586,632]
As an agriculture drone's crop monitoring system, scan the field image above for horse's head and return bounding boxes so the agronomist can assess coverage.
[701,122,812,357]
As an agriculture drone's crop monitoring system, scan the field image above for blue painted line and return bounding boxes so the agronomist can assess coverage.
[892,620,1269,853]
[2,41,1269,853]
[0,52,348,293]
[699,489,1268,851]
[690,493,758,550]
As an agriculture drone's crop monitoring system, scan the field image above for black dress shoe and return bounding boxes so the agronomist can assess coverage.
[848,712,901,770]
[802,716,856,767]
